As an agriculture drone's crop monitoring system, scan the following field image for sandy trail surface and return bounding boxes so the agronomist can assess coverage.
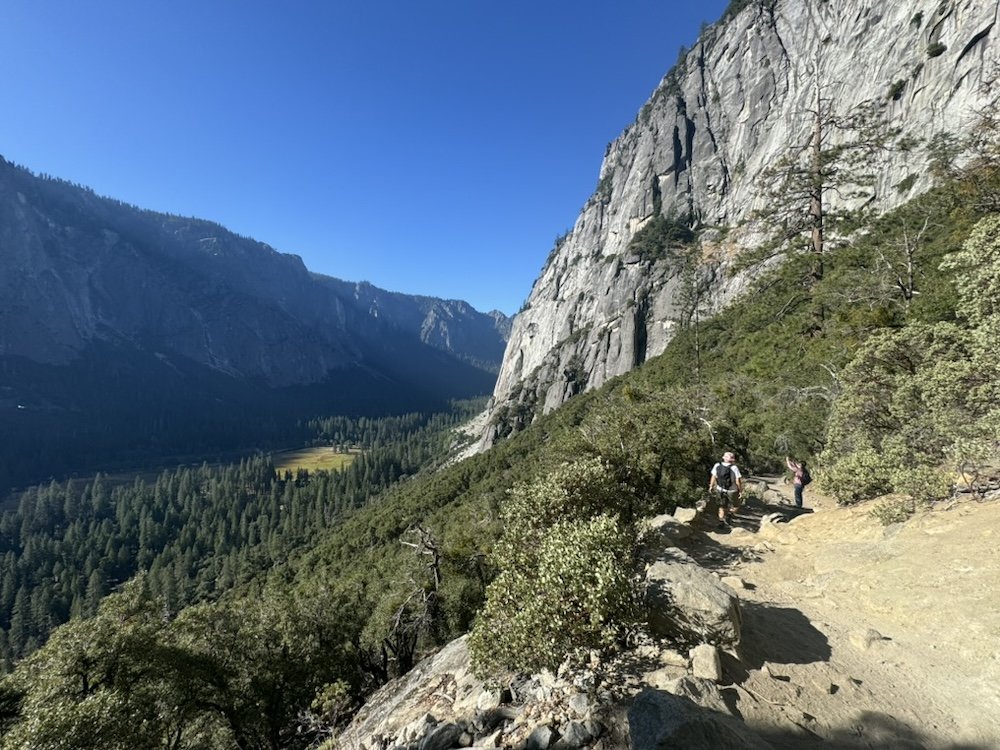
[681,478,1000,749]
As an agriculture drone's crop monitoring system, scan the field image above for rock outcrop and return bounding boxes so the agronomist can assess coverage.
[481,0,1000,446]
[628,688,774,750]
[644,549,743,650]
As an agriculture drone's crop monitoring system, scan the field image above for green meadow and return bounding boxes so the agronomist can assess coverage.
[272,446,359,474]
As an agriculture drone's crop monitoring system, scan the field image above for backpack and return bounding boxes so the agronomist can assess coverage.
[800,465,812,486]
[715,463,734,490]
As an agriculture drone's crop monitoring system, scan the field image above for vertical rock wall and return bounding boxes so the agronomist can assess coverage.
[481,0,999,447]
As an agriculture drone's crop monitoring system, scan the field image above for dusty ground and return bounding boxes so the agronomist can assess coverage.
[682,478,1000,749]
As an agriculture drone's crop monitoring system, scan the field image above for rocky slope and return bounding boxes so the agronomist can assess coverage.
[329,483,1000,749]
[481,0,1000,445]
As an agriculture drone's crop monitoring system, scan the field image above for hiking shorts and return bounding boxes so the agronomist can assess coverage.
[716,488,739,508]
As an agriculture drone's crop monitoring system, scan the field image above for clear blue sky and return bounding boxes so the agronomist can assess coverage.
[1,1,729,315]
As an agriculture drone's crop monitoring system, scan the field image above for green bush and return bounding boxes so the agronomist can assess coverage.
[927,42,947,58]
[822,215,1000,504]
[627,215,696,262]
[819,442,893,504]
[469,513,635,677]
[820,324,970,503]
[468,456,648,678]
[870,497,917,526]
[493,458,628,562]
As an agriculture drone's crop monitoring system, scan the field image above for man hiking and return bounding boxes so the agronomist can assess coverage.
[709,451,743,528]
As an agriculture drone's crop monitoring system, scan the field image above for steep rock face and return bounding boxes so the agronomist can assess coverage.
[0,166,345,384]
[483,0,999,445]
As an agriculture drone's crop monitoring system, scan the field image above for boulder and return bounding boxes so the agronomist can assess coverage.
[662,676,733,716]
[673,507,699,525]
[643,549,742,648]
[526,724,558,749]
[628,689,774,749]
[418,722,463,750]
[554,720,593,748]
[643,665,688,690]
[640,515,692,562]
[402,713,439,744]
[689,644,723,682]
[567,692,590,717]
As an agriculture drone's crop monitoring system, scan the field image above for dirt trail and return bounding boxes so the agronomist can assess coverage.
[683,479,1000,749]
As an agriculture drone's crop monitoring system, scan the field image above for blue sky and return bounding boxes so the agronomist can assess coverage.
[1,1,729,315]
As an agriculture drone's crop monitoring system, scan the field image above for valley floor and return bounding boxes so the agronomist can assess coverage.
[694,478,1000,748]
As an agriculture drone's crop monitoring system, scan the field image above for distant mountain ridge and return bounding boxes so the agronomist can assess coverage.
[315,278,512,373]
[0,155,509,489]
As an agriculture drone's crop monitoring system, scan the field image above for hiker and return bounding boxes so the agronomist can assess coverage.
[786,456,810,508]
[709,451,743,527]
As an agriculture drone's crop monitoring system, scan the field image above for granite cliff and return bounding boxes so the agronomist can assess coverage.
[482,0,999,445]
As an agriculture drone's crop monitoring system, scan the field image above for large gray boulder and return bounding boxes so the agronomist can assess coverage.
[628,689,774,749]
[639,514,693,563]
[644,548,742,648]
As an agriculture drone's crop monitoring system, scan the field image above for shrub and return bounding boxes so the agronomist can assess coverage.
[822,216,1000,504]
[492,459,626,561]
[895,173,918,193]
[819,443,893,504]
[627,215,696,261]
[891,463,951,503]
[819,324,970,503]
[927,42,947,58]
[870,497,917,526]
[887,79,906,101]
[468,457,648,679]
[468,513,635,677]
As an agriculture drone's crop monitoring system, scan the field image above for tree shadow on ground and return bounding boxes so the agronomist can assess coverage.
[736,601,832,669]
[750,710,996,749]
[625,692,996,749]
[675,527,764,571]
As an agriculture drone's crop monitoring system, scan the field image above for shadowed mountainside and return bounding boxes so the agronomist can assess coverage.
[0,156,506,490]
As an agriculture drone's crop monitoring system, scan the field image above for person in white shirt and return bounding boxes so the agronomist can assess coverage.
[709,451,743,528]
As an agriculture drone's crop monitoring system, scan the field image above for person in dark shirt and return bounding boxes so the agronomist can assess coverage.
[709,451,743,527]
